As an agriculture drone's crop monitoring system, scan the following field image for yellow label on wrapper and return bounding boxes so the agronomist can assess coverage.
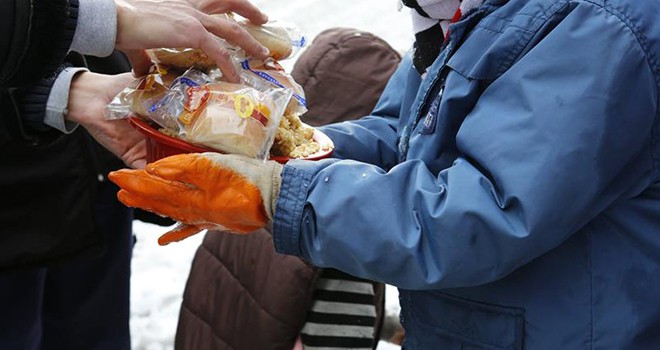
[234,94,255,119]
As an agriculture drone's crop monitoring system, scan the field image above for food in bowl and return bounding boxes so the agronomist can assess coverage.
[271,113,320,158]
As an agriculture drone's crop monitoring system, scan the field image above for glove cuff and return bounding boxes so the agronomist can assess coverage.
[201,153,283,220]
[266,161,284,219]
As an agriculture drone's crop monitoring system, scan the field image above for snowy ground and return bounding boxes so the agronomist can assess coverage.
[130,2,413,349]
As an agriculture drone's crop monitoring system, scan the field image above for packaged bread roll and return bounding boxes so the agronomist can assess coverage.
[107,68,177,122]
[236,20,294,60]
[239,59,307,116]
[173,81,292,159]
[147,19,303,71]
[148,48,217,71]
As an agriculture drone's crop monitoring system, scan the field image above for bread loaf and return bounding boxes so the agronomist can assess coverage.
[148,20,294,71]
[182,82,272,158]
[149,48,217,71]
[237,21,293,60]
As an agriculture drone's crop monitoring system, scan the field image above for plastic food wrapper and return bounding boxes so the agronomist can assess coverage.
[236,19,306,60]
[107,15,313,161]
[147,17,306,73]
[150,70,293,160]
[107,67,177,121]
[147,48,219,71]
[239,58,307,116]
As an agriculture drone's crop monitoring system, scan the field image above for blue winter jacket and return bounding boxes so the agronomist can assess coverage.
[273,0,660,348]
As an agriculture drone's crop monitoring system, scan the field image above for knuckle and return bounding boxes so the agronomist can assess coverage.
[226,22,243,37]
[217,48,232,60]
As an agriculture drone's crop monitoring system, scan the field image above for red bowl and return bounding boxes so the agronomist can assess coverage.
[128,116,334,164]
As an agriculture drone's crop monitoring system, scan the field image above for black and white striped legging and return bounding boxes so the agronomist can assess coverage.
[301,269,380,350]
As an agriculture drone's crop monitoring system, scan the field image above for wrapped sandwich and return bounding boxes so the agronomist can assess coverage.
[148,72,291,159]
[148,18,305,71]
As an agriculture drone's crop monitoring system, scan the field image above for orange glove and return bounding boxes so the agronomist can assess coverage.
[108,153,283,245]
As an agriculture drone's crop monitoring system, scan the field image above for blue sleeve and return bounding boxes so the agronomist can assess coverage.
[317,54,419,170]
[273,8,658,289]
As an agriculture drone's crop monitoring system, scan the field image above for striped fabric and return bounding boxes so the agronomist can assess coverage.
[301,269,378,350]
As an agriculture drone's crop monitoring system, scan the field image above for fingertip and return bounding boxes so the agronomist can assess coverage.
[201,34,241,82]
[132,68,146,79]
[145,162,166,178]
[233,5,268,25]
[108,171,119,184]
[257,12,268,25]
[157,224,203,245]
[145,162,156,174]
[157,235,172,246]
[132,159,147,169]
[108,169,133,185]
[259,46,270,59]
[222,68,240,83]
[125,49,152,77]
[116,190,145,210]
[116,189,130,204]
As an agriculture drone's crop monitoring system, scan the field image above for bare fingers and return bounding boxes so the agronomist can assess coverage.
[194,0,268,25]
[197,15,269,80]
[124,49,152,77]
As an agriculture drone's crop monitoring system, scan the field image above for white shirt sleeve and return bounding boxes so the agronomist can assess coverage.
[44,67,89,133]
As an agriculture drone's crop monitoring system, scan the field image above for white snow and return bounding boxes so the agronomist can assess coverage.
[131,2,412,349]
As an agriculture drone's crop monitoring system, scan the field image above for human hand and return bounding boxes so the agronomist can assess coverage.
[108,153,283,245]
[66,72,147,169]
[115,0,270,80]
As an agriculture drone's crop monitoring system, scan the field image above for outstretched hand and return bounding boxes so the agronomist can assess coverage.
[66,72,147,169]
[115,0,270,80]
[109,153,283,245]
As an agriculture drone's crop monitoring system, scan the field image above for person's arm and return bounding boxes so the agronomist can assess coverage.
[1,0,271,88]
[65,71,147,168]
[273,7,658,289]
[112,0,270,80]
[316,54,420,170]
[2,61,146,167]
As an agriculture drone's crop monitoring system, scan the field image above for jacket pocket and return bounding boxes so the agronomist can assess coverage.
[446,26,510,81]
[402,290,524,350]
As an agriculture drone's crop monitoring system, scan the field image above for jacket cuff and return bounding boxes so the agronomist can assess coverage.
[273,163,316,257]
[70,0,117,57]
[18,64,70,132]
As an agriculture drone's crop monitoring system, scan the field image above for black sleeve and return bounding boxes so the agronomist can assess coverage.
[0,0,79,88]
[0,63,72,146]
[0,49,131,147]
